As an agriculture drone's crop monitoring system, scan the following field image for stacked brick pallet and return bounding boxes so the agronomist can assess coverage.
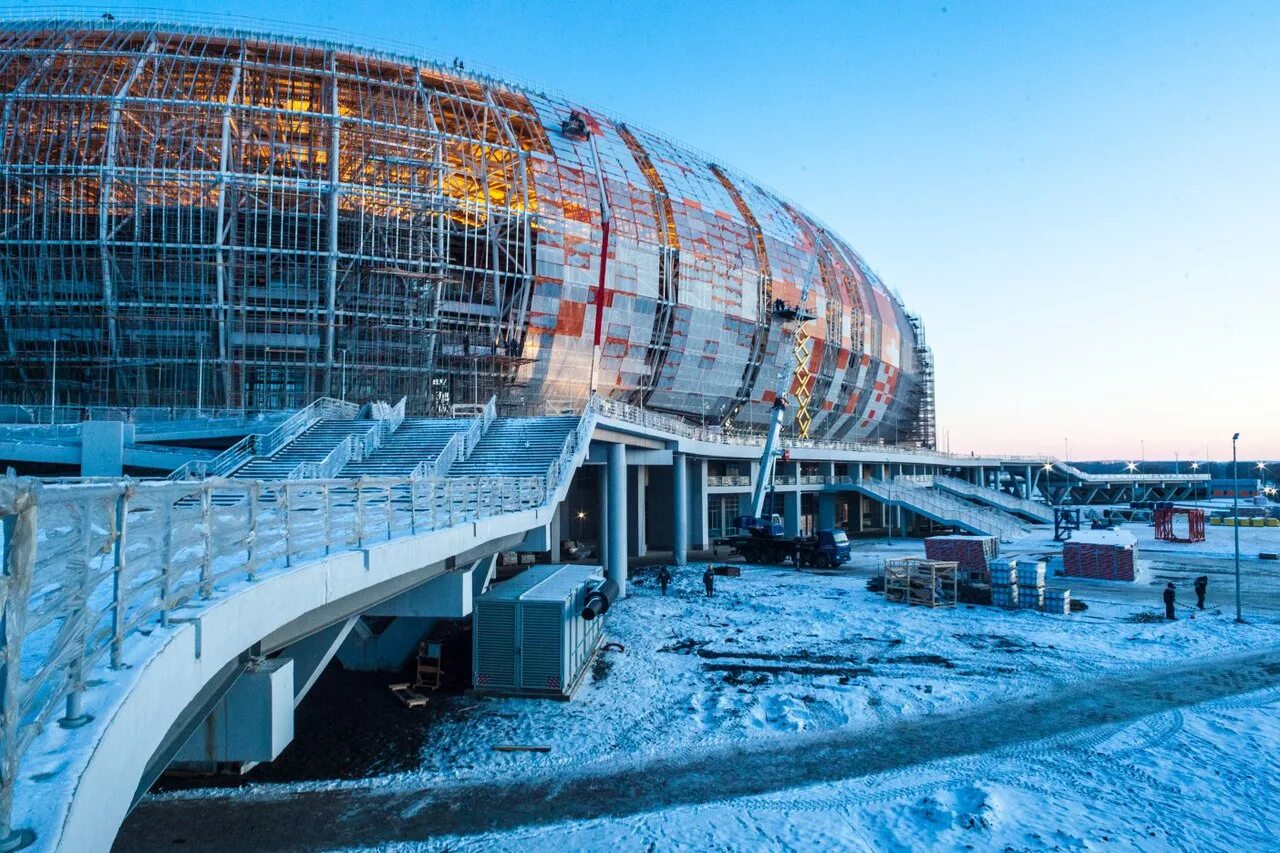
[925,535,999,580]
[1063,530,1138,582]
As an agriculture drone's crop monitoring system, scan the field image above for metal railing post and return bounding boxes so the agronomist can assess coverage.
[323,483,332,556]
[409,478,418,535]
[355,478,365,548]
[385,482,394,541]
[283,482,293,567]
[198,483,213,598]
[159,495,174,627]
[110,486,131,669]
[447,479,455,526]
[0,483,38,850]
[59,501,94,729]
[246,481,259,581]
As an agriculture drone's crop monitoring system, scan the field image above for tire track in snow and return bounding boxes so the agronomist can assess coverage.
[116,646,1280,852]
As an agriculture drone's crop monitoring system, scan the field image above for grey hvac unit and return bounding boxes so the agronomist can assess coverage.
[472,564,608,699]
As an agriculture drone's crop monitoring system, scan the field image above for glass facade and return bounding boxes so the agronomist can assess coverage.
[0,20,925,442]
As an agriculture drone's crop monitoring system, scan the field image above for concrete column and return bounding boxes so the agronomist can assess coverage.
[597,464,609,563]
[607,442,627,598]
[817,493,836,531]
[628,464,647,557]
[673,452,688,565]
[548,503,562,562]
[1026,465,1034,499]
[689,457,709,550]
[81,421,128,477]
[782,489,800,536]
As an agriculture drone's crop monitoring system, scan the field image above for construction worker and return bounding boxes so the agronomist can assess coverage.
[656,565,673,596]
[703,566,715,597]
[1163,582,1176,620]
[1194,575,1209,610]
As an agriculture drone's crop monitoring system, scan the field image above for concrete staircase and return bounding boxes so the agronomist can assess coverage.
[850,478,1032,541]
[339,418,471,478]
[448,415,580,479]
[930,475,1055,524]
[233,419,381,480]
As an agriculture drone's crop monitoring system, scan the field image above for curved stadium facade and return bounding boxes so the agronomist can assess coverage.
[0,20,930,443]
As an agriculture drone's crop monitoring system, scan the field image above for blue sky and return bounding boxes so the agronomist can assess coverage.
[55,0,1279,460]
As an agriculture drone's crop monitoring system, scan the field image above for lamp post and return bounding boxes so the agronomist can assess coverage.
[1232,432,1242,623]
[1063,437,1069,462]
[340,349,348,402]
[1190,461,1200,508]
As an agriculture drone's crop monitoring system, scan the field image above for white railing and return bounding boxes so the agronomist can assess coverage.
[428,431,464,477]
[832,476,1028,540]
[167,396,359,481]
[0,467,554,833]
[931,474,1054,522]
[544,395,600,491]
[460,396,497,459]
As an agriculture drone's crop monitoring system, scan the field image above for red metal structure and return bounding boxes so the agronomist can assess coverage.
[1154,507,1206,543]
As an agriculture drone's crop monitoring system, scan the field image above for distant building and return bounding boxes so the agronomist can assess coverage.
[1210,479,1261,498]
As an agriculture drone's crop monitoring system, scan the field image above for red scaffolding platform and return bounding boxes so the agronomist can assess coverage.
[1154,507,1206,543]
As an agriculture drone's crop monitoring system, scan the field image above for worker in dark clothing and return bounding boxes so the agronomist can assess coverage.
[1194,575,1209,610]
[1163,582,1176,620]
[462,333,471,357]
[703,566,715,597]
[656,565,673,596]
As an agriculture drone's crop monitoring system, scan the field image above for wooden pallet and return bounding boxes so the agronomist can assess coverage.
[882,558,958,608]
[389,682,429,709]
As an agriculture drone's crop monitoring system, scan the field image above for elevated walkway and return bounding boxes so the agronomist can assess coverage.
[2,405,599,852]
[834,477,1032,540]
[929,475,1055,524]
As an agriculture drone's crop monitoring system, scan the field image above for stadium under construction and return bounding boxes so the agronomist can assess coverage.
[0,19,1215,853]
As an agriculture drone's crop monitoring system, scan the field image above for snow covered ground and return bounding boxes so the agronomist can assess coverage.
[126,541,1280,852]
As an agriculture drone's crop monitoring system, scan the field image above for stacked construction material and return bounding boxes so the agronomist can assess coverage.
[1063,530,1139,582]
[925,535,999,580]
[989,558,1019,609]
[1017,560,1046,610]
[882,558,959,608]
[1043,588,1072,615]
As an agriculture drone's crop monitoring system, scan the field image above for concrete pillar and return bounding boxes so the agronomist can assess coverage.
[282,616,358,708]
[689,457,709,550]
[817,493,836,531]
[336,617,436,671]
[782,489,800,536]
[628,464,647,557]
[607,442,627,598]
[673,452,688,565]
[80,420,128,477]
[597,464,609,562]
[173,658,294,767]
[1026,465,1034,499]
[548,504,562,562]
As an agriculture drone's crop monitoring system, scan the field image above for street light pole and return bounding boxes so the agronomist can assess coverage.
[49,336,57,424]
[1232,432,1242,623]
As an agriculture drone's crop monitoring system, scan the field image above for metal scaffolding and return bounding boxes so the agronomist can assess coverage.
[0,19,927,442]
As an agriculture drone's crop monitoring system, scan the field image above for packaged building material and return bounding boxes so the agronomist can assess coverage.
[1017,586,1044,609]
[989,559,1018,587]
[1016,560,1046,588]
[1042,588,1071,615]
[925,535,999,578]
[1063,530,1138,582]
[991,584,1019,609]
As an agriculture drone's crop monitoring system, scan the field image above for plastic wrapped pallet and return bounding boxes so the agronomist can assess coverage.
[991,584,1019,609]
[1015,559,1046,587]
[989,559,1017,587]
[1017,586,1044,609]
[1042,588,1071,615]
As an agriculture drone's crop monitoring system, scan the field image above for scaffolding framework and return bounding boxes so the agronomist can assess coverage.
[0,19,928,441]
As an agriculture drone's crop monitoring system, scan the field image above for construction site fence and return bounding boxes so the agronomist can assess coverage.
[0,468,554,839]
